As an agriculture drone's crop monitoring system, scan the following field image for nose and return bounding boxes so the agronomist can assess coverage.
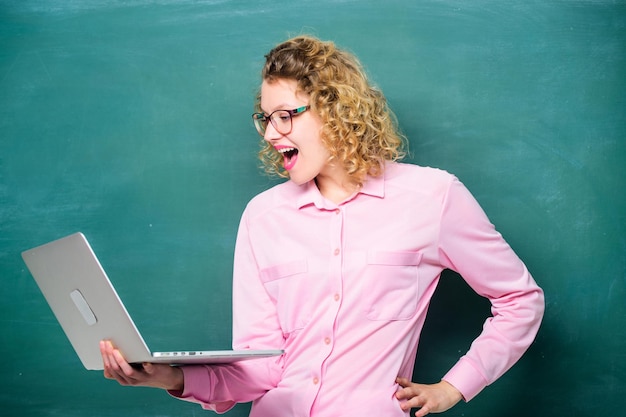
[263,120,282,142]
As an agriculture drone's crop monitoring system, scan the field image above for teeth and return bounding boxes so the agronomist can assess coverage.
[277,147,296,154]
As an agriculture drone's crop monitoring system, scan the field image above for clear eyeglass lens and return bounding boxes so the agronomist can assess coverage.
[270,110,292,134]
[253,109,301,137]
[254,116,267,135]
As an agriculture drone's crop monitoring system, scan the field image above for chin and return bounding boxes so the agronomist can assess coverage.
[287,172,314,186]
[289,177,308,186]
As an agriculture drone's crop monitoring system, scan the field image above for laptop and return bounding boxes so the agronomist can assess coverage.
[21,232,283,370]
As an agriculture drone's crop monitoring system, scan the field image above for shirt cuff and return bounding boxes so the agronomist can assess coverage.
[168,366,236,414]
[442,358,489,402]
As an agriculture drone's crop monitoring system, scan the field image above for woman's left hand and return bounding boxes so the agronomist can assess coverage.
[395,377,463,417]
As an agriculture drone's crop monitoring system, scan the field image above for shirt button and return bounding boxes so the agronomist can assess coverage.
[313,377,319,385]
[334,293,340,301]
[333,248,340,256]
[335,209,340,215]
[324,337,331,345]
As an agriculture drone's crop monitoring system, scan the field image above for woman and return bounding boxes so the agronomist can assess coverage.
[101,35,544,417]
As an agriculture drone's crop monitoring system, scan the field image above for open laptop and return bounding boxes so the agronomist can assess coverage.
[21,232,283,370]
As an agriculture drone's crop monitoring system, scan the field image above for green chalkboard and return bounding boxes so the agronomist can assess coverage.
[1,1,624,416]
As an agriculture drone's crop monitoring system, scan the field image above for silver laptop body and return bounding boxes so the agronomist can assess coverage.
[21,232,282,370]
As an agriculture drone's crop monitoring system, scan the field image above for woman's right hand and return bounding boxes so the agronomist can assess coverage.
[100,340,185,391]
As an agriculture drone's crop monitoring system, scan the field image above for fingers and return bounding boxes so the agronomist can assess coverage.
[397,388,432,417]
[396,377,420,413]
[100,340,142,385]
[414,404,432,417]
[394,378,435,416]
[112,346,136,377]
[396,376,412,388]
[100,340,113,379]
[143,362,154,374]
[99,340,184,391]
[395,377,419,401]
[395,378,463,417]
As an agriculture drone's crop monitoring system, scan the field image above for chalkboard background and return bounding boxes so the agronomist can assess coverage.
[1,1,624,416]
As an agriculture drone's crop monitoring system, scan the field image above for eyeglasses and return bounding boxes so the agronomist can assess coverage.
[251,105,311,137]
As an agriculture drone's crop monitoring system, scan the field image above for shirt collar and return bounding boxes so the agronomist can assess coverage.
[295,181,324,209]
[294,171,386,210]
[359,172,385,198]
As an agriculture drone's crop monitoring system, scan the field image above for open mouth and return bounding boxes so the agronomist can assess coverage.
[278,147,299,171]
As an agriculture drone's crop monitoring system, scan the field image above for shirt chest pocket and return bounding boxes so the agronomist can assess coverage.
[259,260,310,335]
[362,251,423,321]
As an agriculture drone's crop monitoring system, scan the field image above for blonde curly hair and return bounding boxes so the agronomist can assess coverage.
[256,35,407,184]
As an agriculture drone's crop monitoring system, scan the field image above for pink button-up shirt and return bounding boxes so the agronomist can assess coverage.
[173,162,544,416]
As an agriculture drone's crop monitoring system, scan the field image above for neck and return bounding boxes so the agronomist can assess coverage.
[314,174,360,204]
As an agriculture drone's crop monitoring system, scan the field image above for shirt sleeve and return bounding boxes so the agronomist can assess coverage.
[437,176,545,401]
[169,208,285,412]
